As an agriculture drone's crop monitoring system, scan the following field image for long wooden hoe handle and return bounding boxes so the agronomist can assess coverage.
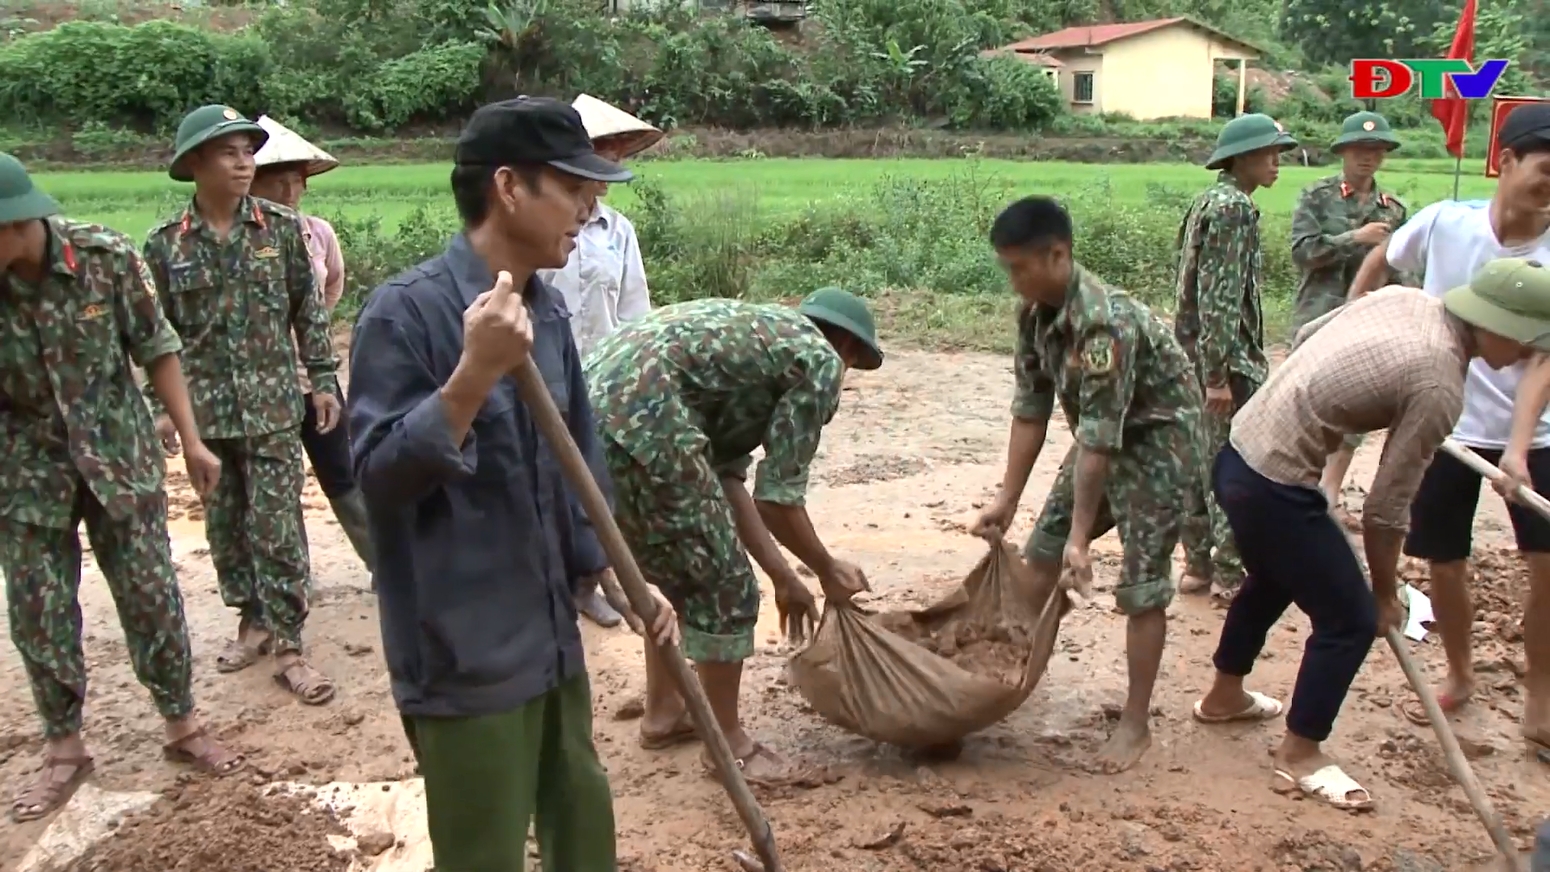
[1384,627,1522,870]
[1367,439,1536,869]
[510,359,785,872]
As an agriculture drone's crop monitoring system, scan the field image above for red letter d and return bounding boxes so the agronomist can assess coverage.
[1350,60,1413,99]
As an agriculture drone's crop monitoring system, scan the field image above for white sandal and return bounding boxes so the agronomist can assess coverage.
[1272,764,1374,811]
[1192,691,1283,724]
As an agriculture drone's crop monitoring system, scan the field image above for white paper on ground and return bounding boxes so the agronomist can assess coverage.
[1401,584,1434,642]
[16,782,161,872]
[17,779,434,872]
[272,779,433,872]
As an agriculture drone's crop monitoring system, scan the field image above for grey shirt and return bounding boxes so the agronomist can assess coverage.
[347,233,611,718]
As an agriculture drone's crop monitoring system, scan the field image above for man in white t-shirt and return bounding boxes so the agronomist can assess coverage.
[1349,103,1550,746]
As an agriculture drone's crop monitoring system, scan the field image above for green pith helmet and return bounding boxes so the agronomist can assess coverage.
[168,105,269,183]
[799,287,883,370]
[1205,113,1299,170]
[1331,110,1400,152]
[0,152,59,224]
[1444,258,1550,351]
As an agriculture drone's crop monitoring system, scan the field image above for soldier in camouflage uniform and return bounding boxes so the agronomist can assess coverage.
[1173,113,1297,606]
[142,106,341,704]
[585,289,882,783]
[1289,111,1410,526]
[973,196,1201,774]
[0,154,245,822]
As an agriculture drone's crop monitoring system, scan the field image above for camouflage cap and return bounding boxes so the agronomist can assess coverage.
[1332,111,1400,152]
[169,105,269,183]
[799,287,883,370]
[1205,113,1298,170]
[0,152,59,224]
[1444,258,1550,350]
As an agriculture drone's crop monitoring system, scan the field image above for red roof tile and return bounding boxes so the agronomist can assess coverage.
[1000,16,1255,53]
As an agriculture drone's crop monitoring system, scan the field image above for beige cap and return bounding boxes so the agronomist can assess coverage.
[571,94,662,159]
[253,115,339,177]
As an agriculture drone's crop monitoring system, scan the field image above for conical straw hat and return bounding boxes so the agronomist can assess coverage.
[253,116,339,177]
[571,94,663,159]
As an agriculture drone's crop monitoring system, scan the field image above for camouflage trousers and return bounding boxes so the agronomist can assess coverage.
[1026,420,1196,615]
[1181,374,1262,589]
[0,487,194,738]
[601,438,759,664]
[204,431,311,654]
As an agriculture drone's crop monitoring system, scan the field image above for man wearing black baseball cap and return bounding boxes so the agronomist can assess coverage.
[348,97,678,872]
[1348,99,1550,749]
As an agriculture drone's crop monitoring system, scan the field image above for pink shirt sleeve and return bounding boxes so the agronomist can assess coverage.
[305,215,346,312]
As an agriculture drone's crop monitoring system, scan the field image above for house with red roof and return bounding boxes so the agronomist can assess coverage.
[992,16,1260,121]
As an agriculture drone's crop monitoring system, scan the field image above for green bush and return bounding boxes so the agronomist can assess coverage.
[0,20,273,129]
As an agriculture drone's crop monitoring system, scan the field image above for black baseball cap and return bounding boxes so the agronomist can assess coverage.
[454,97,633,183]
[1499,103,1550,149]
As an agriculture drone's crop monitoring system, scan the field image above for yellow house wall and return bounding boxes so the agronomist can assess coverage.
[1092,27,1256,120]
[1052,54,1103,115]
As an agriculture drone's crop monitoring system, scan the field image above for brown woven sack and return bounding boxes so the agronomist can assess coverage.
[787,539,1067,749]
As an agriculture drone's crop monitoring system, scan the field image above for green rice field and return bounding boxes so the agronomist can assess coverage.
[31,156,1501,237]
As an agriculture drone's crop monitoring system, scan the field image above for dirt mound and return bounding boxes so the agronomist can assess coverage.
[66,779,350,872]
[875,612,1035,686]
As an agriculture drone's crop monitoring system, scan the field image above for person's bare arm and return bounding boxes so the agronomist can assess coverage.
[1362,380,1461,602]
[722,472,802,586]
[1067,448,1111,549]
[1508,353,1550,459]
[1347,239,1391,301]
[998,417,1050,512]
[757,503,837,578]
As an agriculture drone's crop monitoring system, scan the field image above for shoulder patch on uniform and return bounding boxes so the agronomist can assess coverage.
[60,219,134,254]
[1082,333,1117,375]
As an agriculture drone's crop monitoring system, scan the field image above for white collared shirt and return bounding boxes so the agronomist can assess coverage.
[538,201,651,358]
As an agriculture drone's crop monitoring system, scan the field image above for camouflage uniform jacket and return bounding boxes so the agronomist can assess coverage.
[585,298,844,507]
[0,217,183,529]
[1014,264,1199,452]
[1290,174,1411,328]
[142,196,338,440]
[1173,172,1266,390]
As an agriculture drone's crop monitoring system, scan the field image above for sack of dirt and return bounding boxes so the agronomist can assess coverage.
[787,539,1068,749]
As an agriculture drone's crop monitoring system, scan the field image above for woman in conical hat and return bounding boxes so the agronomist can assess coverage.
[539,95,662,629]
[250,117,376,580]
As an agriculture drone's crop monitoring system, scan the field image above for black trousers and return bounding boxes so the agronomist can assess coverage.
[301,392,356,499]
[1404,445,1550,561]
[1210,445,1378,743]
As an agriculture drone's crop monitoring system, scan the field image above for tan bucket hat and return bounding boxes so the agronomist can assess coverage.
[571,94,663,159]
[253,115,340,178]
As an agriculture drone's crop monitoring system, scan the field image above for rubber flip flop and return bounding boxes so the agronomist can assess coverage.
[1193,690,1284,724]
[639,716,698,750]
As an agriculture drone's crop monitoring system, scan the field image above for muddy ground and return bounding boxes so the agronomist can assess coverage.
[0,347,1546,871]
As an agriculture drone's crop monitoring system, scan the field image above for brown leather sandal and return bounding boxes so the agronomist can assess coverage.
[11,755,94,822]
[275,658,336,705]
[163,727,246,775]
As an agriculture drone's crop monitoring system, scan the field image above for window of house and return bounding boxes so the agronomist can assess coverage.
[1073,72,1095,104]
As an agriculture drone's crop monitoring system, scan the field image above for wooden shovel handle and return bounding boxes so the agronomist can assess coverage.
[510,358,784,872]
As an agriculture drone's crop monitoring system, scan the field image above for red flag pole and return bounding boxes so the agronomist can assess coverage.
[1431,0,1478,197]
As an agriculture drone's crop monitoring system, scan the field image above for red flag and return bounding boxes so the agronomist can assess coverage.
[1430,0,1477,158]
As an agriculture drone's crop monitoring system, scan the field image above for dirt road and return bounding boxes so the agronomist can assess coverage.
[1,348,1545,871]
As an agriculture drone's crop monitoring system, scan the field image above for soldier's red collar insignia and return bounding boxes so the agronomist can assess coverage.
[58,241,77,274]
[251,201,266,228]
[1340,181,1352,198]
[179,210,195,237]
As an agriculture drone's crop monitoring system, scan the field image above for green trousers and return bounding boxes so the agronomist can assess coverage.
[403,674,617,872]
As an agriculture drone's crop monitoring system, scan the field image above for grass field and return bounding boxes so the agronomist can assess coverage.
[33,156,1501,237]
